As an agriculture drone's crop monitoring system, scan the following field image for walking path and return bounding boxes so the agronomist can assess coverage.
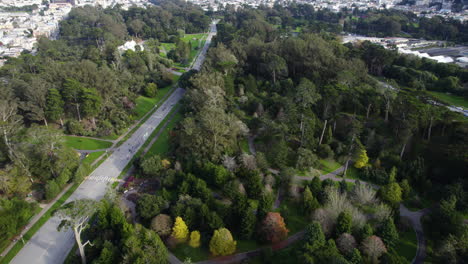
[400,205,430,264]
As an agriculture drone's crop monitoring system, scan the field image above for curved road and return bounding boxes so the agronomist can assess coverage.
[10,20,218,264]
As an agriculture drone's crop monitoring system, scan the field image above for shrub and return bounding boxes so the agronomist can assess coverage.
[189,230,201,248]
[66,120,85,135]
[144,82,158,97]
[172,216,189,242]
[209,228,237,256]
[260,212,289,243]
[45,180,60,201]
[336,233,357,255]
[352,184,377,205]
[318,144,334,159]
[151,214,173,237]
[361,235,387,263]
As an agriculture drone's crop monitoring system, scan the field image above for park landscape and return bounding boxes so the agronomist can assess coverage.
[0,1,467,264]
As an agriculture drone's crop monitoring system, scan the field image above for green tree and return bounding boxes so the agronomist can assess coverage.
[209,228,237,256]
[240,204,256,239]
[136,194,167,221]
[303,186,319,214]
[45,88,64,125]
[62,79,83,121]
[144,83,158,98]
[378,218,399,248]
[45,180,60,201]
[80,87,101,126]
[349,248,363,264]
[336,211,352,235]
[379,182,402,205]
[141,155,163,177]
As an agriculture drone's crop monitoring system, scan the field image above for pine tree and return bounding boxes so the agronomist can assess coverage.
[172,216,189,242]
[349,248,363,264]
[303,186,319,214]
[354,148,369,169]
[240,205,256,239]
[359,223,374,241]
[189,231,201,248]
[209,228,237,256]
[378,218,399,248]
[336,211,352,235]
[45,88,64,123]
[380,182,402,205]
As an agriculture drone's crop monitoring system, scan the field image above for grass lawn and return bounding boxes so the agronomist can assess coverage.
[428,91,468,108]
[64,136,112,150]
[161,32,207,67]
[237,239,261,252]
[172,244,210,262]
[278,200,309,235]
[394,228,417,263]
[81,151,105,167]
[318,159,342,174]
[144,111,183,158]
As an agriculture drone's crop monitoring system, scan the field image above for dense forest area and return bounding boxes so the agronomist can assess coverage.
[246,4,468,43]
[1,2,467,264]
[71,5,468,264]
[0,0,209,252]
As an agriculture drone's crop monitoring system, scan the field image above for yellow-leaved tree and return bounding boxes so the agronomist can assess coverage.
[209,228,236,256]
[354,148,369,169]
[189,230,201,248]
[171,216,189,242]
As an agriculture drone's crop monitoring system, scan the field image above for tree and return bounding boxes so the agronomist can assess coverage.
[378,218,399,248]
[361,235,387,264]
[62,79,83,121]
[296,148,318,170]
[257,192,273,221]
[379,182,402,205]
[172,216,189,242]
[144,83,158,98]
[56,199,98,264]
[240,204,256,239]
[349,248,363,264]
[336,211,352,235]
[189,230,201,248]
[136,194,167,221]
[359,223,374,241]
[209,228,237,256]
[260,212,289,243]
[151,214,173,238]
[400,179,411,200]
[303,186,319,214]
[141,155,164,177]
[336,233,357,255]
[354,148,369,169]
[122,224,168,264]
[80,87,101,126]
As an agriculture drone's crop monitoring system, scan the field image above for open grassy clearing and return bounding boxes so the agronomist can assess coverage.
[428,91,468,108]
[318,159,342,174]
[394,228,418,263]
[81,151,105,167]
[63,136,112,150]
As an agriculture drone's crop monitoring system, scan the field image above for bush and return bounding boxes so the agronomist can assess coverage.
[260,212,289,243]
[151,214,173,238]
[45,180,60,201]
[318,144,334,159]
[352,184,377,205]
[209,228,237,256]
[144,83,158,97]
[336,233,357,256]
[66,120,85,135]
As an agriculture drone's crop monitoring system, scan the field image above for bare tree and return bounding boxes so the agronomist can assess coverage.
[56,199,98,264]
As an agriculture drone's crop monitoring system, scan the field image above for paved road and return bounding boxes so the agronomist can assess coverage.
[10,20,219,264]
